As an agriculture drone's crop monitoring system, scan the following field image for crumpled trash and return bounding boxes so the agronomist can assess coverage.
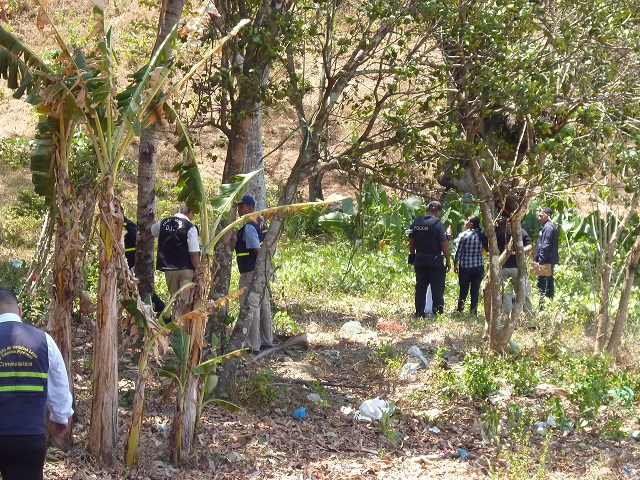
[307,393,323,404]
[428,426,440,434]
[630,429,640,441]
[622,466,632,474]
[407,346,429,368]
[293,407,306,419]
[340,406,353,416]
[10,259,23,269]
[533,414,557,434]
[400,362,420,381]
[356,397,394,422]
[457,448,469,459]
[339,320,366,338]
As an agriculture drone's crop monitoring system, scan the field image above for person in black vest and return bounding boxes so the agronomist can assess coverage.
[235,195,273,353]
[0,288,73,480]
[408,200,451,316]
[151,204,201,295]
[124,216,166,314]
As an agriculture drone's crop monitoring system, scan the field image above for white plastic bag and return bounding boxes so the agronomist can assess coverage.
[357,397,394,422]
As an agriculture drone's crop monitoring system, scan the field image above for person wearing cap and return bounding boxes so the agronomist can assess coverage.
[534,206,559,299]
[408,200,451,316]
[151,203,201,295]
[0,288,73,480]
[453,215,488,315]
[235,195,273,353]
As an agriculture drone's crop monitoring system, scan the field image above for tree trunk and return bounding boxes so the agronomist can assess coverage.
[606,233,640,356]
[88,180,124,466]
[218,132,312,393]
[137,0,186,304]
[308,173,324,201]
[244,106,267,209]
[137,129,159,304]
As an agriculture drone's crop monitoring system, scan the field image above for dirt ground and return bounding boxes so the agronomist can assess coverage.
[40,301,640,480]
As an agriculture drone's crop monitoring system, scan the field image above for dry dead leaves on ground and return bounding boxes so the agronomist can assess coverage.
[42,309,640,479]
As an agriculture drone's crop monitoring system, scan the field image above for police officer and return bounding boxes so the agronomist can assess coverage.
[235,195,273,353]
[124,216,165,314]
[408,201,451,316]
[0,288,73,480]
[151,203,201,295]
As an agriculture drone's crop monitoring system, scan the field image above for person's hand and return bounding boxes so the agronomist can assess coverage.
[446,261,451,272]
[454,263,459,274]
[50,422,68,437]
[407,253,415,265]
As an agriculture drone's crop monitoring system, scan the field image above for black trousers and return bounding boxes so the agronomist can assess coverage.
[415,263,446,315]
[457,266,484,314]
[0,434,47,480]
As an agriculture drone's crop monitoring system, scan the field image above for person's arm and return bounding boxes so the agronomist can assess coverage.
[441,241,451,272]
[150,220,161,237]
[187,226,201,269]
[46,335,73,432]
[537,225,552,264]
[453,233,463,273]
[243,223,261,255]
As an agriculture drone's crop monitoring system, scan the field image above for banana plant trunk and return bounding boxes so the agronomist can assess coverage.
[89,179,124,466]
[48,163,82,449]
[172,257,210,462]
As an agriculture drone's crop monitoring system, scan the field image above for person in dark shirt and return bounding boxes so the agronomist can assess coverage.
[408,201,451,316]
[534,207,560,299]
[235,195,273,353]
[123,216,165,314]
[495,217,534,313]
[454,215,487,315]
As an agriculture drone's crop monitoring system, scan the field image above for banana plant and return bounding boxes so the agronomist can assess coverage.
[0,0,248,465]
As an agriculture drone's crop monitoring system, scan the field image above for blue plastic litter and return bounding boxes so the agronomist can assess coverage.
[293,407,306,419]
[458,448,469,459]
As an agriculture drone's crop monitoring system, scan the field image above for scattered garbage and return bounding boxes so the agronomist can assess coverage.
[340,406,353,416]
[533,414,557,434]
[630,429,640,441]
[307,393,323,404]
[400,362,420,381]
[293,407,307,419]
[457,448,469,459]
[10,259,23,269]
[356,397,394,422]
[377,319,406,332]
[407,346,429,367]
[622,466,632,474]
[339,321,366,338]
[428,426,440,434]
[156,422,169,432]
